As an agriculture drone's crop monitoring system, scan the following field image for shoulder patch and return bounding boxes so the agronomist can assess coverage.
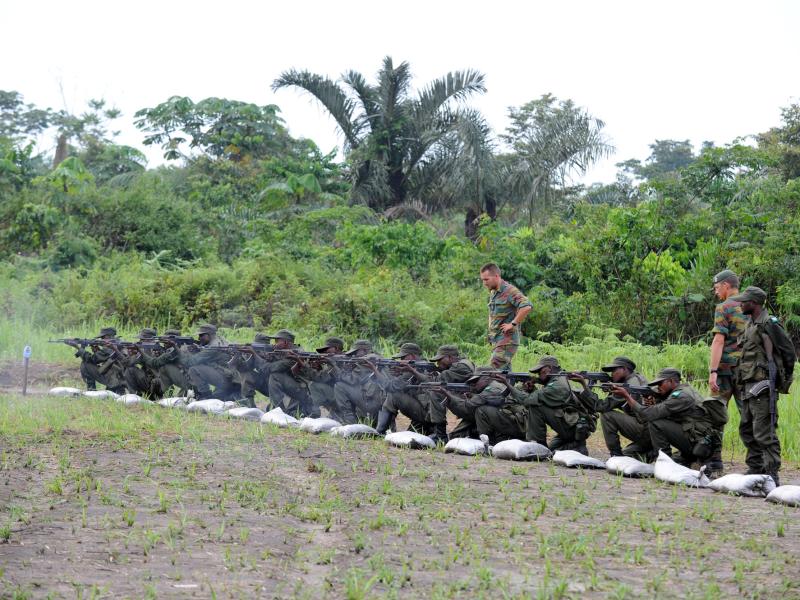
[547,381,556,387]
[671,391,681,397]
[771,316,779,323]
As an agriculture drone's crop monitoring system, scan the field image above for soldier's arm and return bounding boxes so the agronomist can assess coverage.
[629,393,694,422]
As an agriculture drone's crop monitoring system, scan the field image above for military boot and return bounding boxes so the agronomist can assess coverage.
[375,409,395,435]
[767,471,780,487]
[429,422,448,445]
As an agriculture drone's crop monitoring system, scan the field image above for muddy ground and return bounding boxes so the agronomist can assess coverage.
[1,386,799,598]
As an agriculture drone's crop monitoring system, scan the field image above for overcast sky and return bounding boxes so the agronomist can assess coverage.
[2,0,798,183]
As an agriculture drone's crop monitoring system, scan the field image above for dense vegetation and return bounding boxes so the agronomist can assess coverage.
[1,65,799,357]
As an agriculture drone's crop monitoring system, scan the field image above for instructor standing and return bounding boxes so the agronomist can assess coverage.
[480,263,532,369]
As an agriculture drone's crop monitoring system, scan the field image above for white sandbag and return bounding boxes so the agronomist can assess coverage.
[260,407,300,427]
[553,449,606,469]
[653,451,709,487]
[225,406,265,421]
[300,417,341,434]
[765,485,800,507]
[491,439,552,461]
[186,399,227,414]
[709,473,777,497]
[605,456,655,478]
[83,390,119,400]
[445,435,490,456]
[117,394,147,405]
[157,396,189,408]
[385,431,436,449]
[49,387,81,397]
[329,424,380,438]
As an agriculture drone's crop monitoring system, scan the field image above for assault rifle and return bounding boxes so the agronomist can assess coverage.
[406,381,472,393]
[590,382,659,399]
[552,371,613,384]
[485,370,612,384]
[49,337,102,347]
[157,335,198,347]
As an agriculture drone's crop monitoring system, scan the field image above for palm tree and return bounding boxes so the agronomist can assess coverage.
[272,57,487,211]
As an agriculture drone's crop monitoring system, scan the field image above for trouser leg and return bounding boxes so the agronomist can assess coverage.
[310,382,338,419]
[187,365,231,400]
[606,412,651,457]
[269,372,312,417]
[525,406,548,445]
[390,393,429,428]
[490,343,518,370]
[334,383,359,424]
[744,390,781,473]
[600,411,625,456]
[475,405,524,443]
[649,419,695,463]
[80,361,97,390]
[159,364,188,396]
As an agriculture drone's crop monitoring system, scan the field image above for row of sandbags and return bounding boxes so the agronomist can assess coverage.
[49,388,800,507]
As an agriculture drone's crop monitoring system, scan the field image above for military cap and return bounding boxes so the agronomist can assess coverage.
[648,367,682,386]
[138,328,158,340]
[345,340,373,355]
[392,342,423,359]
[529,355,560,373]
[730,286,767,305]
[97,327,117,338]
[713,269,738,285]
[196,324,217,336]
[466,367,494,384]
[254,332,272,344]
[431,344,460,361]
[601,356,636,373]
[316,336,345,353]
[270,329,295,341]
[163,329,182,336]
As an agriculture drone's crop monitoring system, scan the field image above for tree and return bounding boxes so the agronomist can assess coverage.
[500,94,613,223]
[617,139,696,181]
[272,56,487,211]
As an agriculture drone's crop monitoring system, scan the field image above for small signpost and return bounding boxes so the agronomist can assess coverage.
[22,345,32,396]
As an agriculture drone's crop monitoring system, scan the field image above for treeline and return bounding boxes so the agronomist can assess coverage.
[1,63,799,353]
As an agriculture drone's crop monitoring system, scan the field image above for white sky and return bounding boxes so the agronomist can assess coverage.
[2,0,798,184]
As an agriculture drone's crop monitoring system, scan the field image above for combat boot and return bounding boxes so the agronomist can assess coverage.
[766,471,780,487]
[429,422,448,445]
[375,409,395,435]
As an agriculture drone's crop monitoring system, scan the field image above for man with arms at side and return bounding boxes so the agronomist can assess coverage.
[480,263,532,370]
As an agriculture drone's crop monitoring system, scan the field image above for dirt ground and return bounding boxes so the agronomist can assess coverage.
[1,394,798,599]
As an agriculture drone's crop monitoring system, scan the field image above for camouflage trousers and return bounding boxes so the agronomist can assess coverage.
[489,343,518,369]
[739,388,781,473]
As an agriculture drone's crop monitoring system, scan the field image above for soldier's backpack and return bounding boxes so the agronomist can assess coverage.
[763,316,797,394]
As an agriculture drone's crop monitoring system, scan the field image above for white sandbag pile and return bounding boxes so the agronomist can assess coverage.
[765,485,800,507]
[553,450,606,469]
[492,439,552,461]
[157,397,189,408]
[653,451,710,487]
[117,394,147,405]
[49,387,81,397]
[709,473,777,497]
[225,406,265,421]
[445,435,489,456]
[260,407,300,427]
[83,390,119,400]
[186,399,233,414]
[300,417,341,434]
[605,456,655,478]
[329,424,380,438]
[385,431,436,449]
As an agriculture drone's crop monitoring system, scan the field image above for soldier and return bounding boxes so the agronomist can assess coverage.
[118,328,163,398]
[570,357,653,460]
[228,333,273,408]
[296,336,345,419]
[333,340,385,426]
[185,324,240,400]
[500,356,588,454]
[431,368,508,439]
[374,342,433,438]
[611,368,726,468]
[141,329,190,397]
[731,286,795,486]
[480,263,532,369]
[267,329,314,416]
[68,327,125,394]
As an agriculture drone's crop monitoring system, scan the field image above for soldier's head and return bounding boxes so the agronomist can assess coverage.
[272,329,295,349]
[712,269,740,301]
[480,263,502,291]
[431,344,460,369]
[467,368,493,393]
[163,329,182,337]
[316,337,344,355]
[138,328,157,340]
[392,342,423,362]
[729,286,767,316]
[346,339,373,358]
[97,327,117,340]
[602,356,636,383]
[648,368,682,395]
[195,324,217,345]
[529,356,560,382]
[254,333,272,345]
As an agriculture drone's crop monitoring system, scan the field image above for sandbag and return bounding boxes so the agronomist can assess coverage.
[491,439,551,461]
[117,394,147,405]
[157,397,189,408]
[445,436,490,456]
[83,390,119,400]
[300,417,341,434]
[49,387,81,397]
[765,485,800,507]
[605,456,655,478]
[553,450,606,469]
[385,431,436,449]
[328,424,380,438]
[225,406,265,421]
[260,407,300,427]
[186,399,228,414]
[709,473,776,497]
[653,451,709,487]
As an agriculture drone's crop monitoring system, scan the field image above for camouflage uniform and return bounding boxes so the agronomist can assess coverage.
[447,376,508,439]
[711,295,748,411]
[302,337,345,420]
[474,397,527,443]
[185,324,241,400]
[487,280,532,369]
[333,341,385,426]
[120,328,163,398]
[377,343,431,433]
[267,329,314,417]
[227,333,273,408]
[75,327,125,393]
[140,329,190,396]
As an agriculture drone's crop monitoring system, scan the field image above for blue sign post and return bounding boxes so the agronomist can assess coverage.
[22,345,32,396]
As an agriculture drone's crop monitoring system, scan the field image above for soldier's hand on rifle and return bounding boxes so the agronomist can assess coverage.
[65,340,80,349]
[162,338,177,348]
[567,372,588,388]
[489,373,511,388]
[643,395,657,407]
[359,359,379,374]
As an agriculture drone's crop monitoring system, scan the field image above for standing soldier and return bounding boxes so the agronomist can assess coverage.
[480,263,532,369]
[730,286,796,486]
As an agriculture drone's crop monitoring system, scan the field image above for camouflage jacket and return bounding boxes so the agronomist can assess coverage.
[712,299,749,372]
[487,281,532,347]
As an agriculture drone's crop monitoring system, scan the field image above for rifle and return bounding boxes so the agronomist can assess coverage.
[49,338,101,347]
[590,382,659,398]
[327,356,439,372]
[552,371,613,384]
[482,370,535,383]
[205,343,276,353]
[406,381,472,393]
[157,335,198,346]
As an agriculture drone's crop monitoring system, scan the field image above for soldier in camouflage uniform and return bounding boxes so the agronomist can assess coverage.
[418,345,475,441]
[140,329,190,397]
[117,328,163,398]
[432,368,509,439]
[570,357,654,460]
[186,324,241,400]
[374,343,429,435]
[68,327,126,394]
[480,263,532,369]
[228,333,273,408]
[295,336,346,419]
[333,340,385,426]
[267,329,314,416]
[612,368,727,467]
